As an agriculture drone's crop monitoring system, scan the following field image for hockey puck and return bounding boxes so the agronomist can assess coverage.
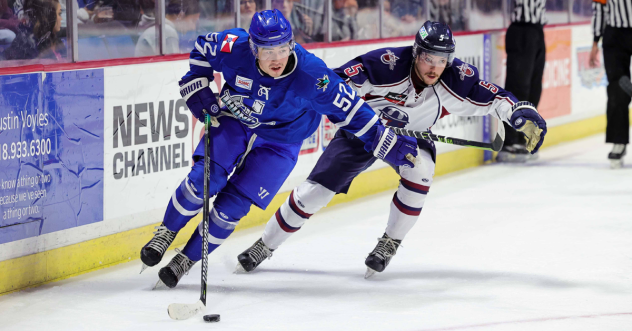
[203,314,220,323]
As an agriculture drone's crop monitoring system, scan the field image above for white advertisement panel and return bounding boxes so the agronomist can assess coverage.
[103,61,194,230]
[569,25,608,124]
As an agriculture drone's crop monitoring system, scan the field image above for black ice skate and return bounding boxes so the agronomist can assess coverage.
[236,238,274,273]
[157,249,197,288]
[496,144,537,163]
[365,233,402,279]
[608,144,626,169]
[140,224,178,273]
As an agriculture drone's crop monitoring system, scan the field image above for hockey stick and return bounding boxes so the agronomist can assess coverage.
[619,76,632,97]
[387,120,505,152]
[167,113,214,320]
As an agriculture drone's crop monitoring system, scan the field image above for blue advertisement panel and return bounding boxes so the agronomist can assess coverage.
[0,70,104,244]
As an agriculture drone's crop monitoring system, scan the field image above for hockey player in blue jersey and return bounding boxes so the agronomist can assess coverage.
[139,9,418,288]
[237,21,548,278]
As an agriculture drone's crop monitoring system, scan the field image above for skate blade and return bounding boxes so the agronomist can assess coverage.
[140,263,149,274]
[610,159,623,169]
[364,268,377,279]
[496,153,529,163]
[234,263,247,274]
[153,279,167,290]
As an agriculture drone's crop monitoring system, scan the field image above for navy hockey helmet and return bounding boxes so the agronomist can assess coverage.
[249,9,295,59]
[413,21,456,67]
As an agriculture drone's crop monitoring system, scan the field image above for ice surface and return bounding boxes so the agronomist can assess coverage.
[1,133,631,331]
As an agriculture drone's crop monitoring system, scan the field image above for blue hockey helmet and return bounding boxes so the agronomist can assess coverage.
[249,9,295,59]
[413,21,456,67]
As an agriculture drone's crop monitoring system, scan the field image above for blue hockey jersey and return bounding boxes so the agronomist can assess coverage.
[182,28,381,144]
[334,46,519,131]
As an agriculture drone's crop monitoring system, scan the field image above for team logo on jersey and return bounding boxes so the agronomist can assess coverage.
[220,34,239,53]
[379,106,409,128]
[258,85,271,100]
[381,50,399,70]
[316,74,330,91]
[235,75,253,90]
[457,63,474,81]
[220,90,269,128]
[384,92,407,106]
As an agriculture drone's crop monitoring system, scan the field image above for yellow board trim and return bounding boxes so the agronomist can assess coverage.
[0,114,609,295]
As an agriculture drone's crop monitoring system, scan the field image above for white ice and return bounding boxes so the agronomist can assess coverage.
[2,133,631,331]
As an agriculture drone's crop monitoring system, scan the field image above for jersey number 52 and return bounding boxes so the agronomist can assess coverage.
[333,83,356,111]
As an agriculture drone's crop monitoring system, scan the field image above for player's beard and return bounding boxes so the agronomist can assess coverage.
[423,72,439,85]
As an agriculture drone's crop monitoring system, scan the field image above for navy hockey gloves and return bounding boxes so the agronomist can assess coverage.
[510,101,547,153]
[179,77,220,122]
[371,126,418,167]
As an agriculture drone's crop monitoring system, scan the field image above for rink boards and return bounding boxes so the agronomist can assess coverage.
[0,23,616,294]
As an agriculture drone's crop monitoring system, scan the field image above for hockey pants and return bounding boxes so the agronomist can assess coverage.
[161,116,301,261]
[261,148,435,250]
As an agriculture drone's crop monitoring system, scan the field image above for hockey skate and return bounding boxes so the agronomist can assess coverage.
[496,144,536,163]
[140,224,178,273]
[236,238,274,273]
[157,249,197,288]
[608,144,626,169]
[365,233,402,279]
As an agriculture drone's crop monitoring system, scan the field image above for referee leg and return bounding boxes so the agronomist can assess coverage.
[528,27,546,108]
[602,27,632,145]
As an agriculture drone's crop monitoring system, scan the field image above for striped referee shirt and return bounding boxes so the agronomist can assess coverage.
[592,0,632,42]
[511,0,547,25]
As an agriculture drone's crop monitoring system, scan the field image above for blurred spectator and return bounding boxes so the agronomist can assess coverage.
[0,0,19,45]
[76,0,142,27]
[356,0,417,39]
[299,0,325,41]
[332,0,357,41]
[272,0,320,43]
[136,0,155,30]
[2,0,64,60]
[240,0,256,29]
[135,0,200,56]
[428,0,467,31]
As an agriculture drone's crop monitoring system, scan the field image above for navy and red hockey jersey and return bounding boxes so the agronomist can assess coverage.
[333,46,518,131]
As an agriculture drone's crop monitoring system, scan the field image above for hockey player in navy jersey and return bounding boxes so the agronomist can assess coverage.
[139,9,418,288]
[237,21,548,278]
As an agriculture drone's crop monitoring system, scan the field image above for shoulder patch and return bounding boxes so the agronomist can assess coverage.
[221,34,239,53]
[456,63,475,81]
[235,75,253,90]
[316,74,330,91]
[381,50,400,70]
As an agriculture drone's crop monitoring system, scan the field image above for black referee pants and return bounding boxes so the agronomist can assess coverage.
[602,26,632,145]
[503,23,546,146]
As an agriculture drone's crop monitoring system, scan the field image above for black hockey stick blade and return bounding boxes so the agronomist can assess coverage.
[619,76,632,97]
